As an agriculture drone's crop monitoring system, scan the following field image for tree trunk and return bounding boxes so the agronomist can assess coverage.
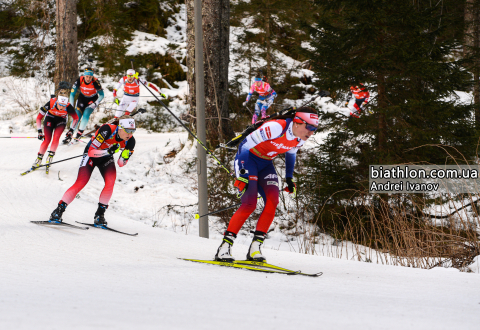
[265,0,272,83]
[186,0,196,132]
[187,0,233,145]
[377,73,387,164]
[54,0,78,87]
[465,0,480,126]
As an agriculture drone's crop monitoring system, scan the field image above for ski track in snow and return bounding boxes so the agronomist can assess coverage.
[1,136,480,330]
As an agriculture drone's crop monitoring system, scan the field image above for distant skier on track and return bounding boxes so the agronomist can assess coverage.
[215,107,318,263]
[29,86,79,173]
[113,69,162,118]
[345,83,370,122]
[48,115,136,225]
[243,74,277,124]
[63,67,105,144]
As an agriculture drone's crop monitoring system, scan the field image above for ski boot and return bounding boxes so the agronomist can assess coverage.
[72,131,83,145]
[251,114,258,124]
[62,128,74,144]
[94,203,108,227]
[45,151,55,174]
[49,201,67,222]
[31,153,44,170]
[215,231,236,262]
[261,109,267,119]
[246,231,267,262]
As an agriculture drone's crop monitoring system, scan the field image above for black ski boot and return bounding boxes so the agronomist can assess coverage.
[49,201,67,222]
[94,203,108,227]
[62,128,74,144]
[215,231,237,262]
[246,231,267,262]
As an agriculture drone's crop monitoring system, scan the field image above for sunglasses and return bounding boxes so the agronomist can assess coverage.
[57,103,68,108]
[295,117,317,132]
[127,74,135,78]
[120,126,136,134]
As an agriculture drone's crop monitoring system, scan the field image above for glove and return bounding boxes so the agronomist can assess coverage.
[65,128,74,138]
[107,144,120,155]
[234,177,249,197]
[120,149,132,160]
[160,93,167,99]
[138,108,147,113]
[114,98,119,105]
[242,101,247,107]
[37,129,44,141]
[284,177,296,198]
[345,102,349,107]
[135,72,139,79]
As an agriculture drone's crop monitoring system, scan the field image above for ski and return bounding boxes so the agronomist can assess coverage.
[179,258,300,275]
[21,166,39,176]
[234,260,323,277]
[75,222,138,236]
[31,220,89,230]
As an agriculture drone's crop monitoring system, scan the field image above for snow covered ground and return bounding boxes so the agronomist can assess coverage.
[1,131,480,330]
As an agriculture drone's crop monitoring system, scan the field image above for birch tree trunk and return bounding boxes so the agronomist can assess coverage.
[54,0,78,87]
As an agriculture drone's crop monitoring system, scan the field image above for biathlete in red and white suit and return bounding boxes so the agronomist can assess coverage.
[215,107,319,262]
[32,93,79,169]
[346,83,370,118]
[113,69,160,118]
[242,75,277,124]
[48,116,136,226]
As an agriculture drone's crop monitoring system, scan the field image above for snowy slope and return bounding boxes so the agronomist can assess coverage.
[1,136,480,330]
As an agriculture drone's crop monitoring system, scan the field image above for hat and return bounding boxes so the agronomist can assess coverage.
[293,111,318,126]
[119,118,136,130]
[127,69,135,76]
[57,96,69,105]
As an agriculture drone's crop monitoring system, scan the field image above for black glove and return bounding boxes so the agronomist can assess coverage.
[37,129,44,141]
[107,144,120,155]
[65,128,73,138]
[284,177,297,197]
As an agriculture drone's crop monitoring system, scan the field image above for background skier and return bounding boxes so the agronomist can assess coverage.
[28,84,79,174]
[63,67,105,144]
[113,69,163,118]
[243,74,277,124]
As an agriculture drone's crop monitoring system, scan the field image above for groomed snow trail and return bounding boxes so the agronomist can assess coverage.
[1,134,479,330]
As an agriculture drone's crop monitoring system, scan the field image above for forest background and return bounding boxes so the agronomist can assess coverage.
[1,0,479,271]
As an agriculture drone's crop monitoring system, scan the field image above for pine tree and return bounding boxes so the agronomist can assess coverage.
[300,0,477,216]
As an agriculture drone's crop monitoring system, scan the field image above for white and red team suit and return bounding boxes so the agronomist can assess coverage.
[346,84,370,118]
[113,71,159,118]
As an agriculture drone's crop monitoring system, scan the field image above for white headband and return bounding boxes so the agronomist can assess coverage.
[119,118,135,129]
[57,96,69,105]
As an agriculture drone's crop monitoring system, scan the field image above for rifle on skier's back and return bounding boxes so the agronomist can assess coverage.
[218,90,330,150]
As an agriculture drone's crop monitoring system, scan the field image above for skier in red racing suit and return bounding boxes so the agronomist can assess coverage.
[47,115,137,226]
[215,107,319,263]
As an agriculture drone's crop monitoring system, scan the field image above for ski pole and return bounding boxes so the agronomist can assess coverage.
[36,154,84,168]
[0,137,37,138]
[138,80,235,177]
[194,202,242,219]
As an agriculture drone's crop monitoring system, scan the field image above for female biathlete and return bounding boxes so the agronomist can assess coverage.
[48,115,136,225]
[113,69,162,118]
[242,74,277,124]
[28,85,79,173]
[63,67,105,144]
[215,107,318,262]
